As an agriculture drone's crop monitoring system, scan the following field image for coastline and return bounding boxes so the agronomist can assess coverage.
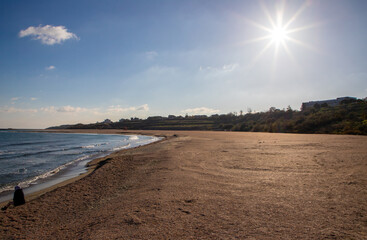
[1,130,366,239]
[0,130,165,206]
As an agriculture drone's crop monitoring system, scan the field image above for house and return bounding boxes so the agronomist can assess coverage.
[102,119,113,124]
[301,97,356,110]
[147,116,165,121]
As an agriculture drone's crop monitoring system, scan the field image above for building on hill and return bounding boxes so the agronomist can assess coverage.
[192,115,208,119]
[301,97,357,110]
[147,116,165,121]
[102,119,113,124]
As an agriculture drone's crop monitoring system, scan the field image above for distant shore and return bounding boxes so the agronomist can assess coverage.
[1,130,366,239]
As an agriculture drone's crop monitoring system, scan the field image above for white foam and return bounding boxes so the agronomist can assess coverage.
[1,154,93,192]
[113,143,131,151]
[82,144,96,149]
[82,142,109,149]
[129,135,139,140]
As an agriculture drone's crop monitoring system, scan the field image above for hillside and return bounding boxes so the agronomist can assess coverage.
[49,98,367,135]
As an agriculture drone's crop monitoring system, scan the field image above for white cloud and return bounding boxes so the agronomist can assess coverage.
[46,65,55,70]
[39,105,99,114]
[40,106,56,113]
[0,107,38,113]
[56,105,88,113]
[199,63,239,73]
[146,51,158,60]
[182,107,220,115]
[222,64,239,72]
[107,104,149,113]
[107,106,134,113]
[19,25,78,45]
[30,97,38,101]
[136,104,149,111]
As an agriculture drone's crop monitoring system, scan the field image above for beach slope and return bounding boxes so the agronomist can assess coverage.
[1,131,366,239]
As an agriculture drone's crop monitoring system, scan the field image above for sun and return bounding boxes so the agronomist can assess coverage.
[244,0,317,67]
[271,26,287,43]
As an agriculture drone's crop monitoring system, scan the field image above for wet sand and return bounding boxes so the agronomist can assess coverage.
[1,130,366,239]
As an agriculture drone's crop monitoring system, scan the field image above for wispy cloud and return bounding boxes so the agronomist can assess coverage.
[146,51,158,60]
[30,97,38,101]
[56,105,88,113]
[46,65,55,70]
[221,64,239,72]
[0,107,38,113]
[107,104,149,113]
[199,63,239,73]
[136,104,149,111]
[40,105,95,113]
[182,107,220,115]
[10,97,21,104]
[2,104,148,115]
[40,106,56,113]
[19,25,78,45]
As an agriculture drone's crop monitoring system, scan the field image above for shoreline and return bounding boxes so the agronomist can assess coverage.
[0,130,165,206]
[1,130,366,239]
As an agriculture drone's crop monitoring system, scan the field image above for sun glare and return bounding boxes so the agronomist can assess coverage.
[271,26,287,43]
[244,0,317,69]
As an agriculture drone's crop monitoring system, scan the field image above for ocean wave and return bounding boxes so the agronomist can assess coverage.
[0,185,14,193]
[0,154,94,193]
[0,145,95,160]
[0,149,64,160]
[0,134,162,195]
[82,144,97,149]
[2,140,58,148]
[0,150,16,157]
[112,143,131,151]
[81,142,108,149]
[129,135,139,140]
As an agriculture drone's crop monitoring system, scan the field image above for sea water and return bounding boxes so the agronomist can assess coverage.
[0,130,160,201]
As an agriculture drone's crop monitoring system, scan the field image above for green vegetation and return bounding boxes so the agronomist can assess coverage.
[49,98,367,135]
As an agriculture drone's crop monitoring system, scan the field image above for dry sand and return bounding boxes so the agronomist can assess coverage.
[1,130,366,239]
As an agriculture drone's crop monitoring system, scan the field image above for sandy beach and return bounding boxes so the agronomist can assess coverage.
[0,130,366,239]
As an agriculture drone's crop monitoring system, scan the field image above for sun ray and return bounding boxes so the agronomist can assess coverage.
[245,0,318,68]
[245,19,273,33]
[259,0,277,29]
[271,40,281,78]
[241,35,273,45]
[283,1,308,29]
[282,41,296,65]
[286,23,320,34]
[247,40,273,70]
[276,0,286,27]
[285,36,318,52]
[281,41,303,75]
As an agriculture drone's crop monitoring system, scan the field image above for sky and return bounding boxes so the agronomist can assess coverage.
[1,0,367,129]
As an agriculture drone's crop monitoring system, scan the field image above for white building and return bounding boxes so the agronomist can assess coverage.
[301,97,356,110]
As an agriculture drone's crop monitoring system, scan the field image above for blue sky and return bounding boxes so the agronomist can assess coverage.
[1,0,367,128]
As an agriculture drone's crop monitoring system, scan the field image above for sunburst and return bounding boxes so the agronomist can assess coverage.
[245,0,318,69]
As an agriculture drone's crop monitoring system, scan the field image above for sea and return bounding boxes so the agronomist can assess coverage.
[0,130,161,202]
